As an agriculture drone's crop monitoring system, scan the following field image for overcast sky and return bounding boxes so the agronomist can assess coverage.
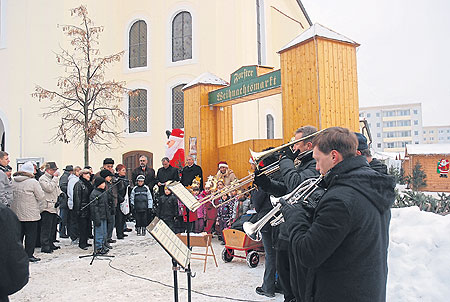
[301,0,450,126]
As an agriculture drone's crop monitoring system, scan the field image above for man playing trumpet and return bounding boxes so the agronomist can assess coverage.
[254,125,320,301]
[281,127,395,302]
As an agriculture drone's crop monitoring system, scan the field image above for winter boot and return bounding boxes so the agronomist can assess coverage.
[137,227,141,236]
[141,227,146,236]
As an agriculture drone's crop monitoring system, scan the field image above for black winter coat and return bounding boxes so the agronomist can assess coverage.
[284,155,395,302]
[156,194,178,220]
[0,204,29,301]
[370,158,388,174]
[181,164,204,191]
[73,177,93,218]
[131,166,157,188]
[115,175,129,205]
[249,188,273,233]
[156,165,179,196]
[89,188,109,226]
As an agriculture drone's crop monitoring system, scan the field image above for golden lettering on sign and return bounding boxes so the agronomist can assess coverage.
[232,68,254,84]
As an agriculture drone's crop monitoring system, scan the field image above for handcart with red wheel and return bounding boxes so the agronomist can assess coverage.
[221,228,264,268]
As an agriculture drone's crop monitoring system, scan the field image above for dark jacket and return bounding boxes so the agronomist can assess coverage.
[156,193,179,220]
[0,204,29,301]
[181,164,204,191]
[116,174,129,205]
[89,188,109,226]
[131,166,157,188]
[370,158,388,174]
[59,171,70,194]
[249,187,273,233]
[73,177,93,218]
[130,185,153,212]
[156,165,179,196]
[285,155,395,302]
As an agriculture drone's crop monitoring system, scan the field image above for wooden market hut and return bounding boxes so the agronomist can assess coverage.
[403,144,450,192]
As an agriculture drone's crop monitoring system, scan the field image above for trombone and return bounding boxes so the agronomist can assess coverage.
[243,175,324,242]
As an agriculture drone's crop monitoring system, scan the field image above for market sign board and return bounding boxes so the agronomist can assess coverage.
[209,67,281,105]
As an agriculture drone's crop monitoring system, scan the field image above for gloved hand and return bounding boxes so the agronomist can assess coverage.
[281,146,300,161]
[253,169,271,189]
[279,198,306,224]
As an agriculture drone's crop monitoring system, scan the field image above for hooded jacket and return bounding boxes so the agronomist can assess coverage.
[370,158,388,175]
[11,172,45,221]
[285,155,395,302]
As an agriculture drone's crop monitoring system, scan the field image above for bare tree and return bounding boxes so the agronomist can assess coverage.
[32,5,130,166]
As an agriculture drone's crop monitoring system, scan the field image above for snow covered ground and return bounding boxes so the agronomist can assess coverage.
[11,207,450,302]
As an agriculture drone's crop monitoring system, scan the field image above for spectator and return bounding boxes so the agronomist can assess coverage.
[130,175,153,236]
[90,177,109,255]
[131,155,157,189]
[99,169,117,246]
[58,165,73,239]
[114,164,129,240]
[0,203,29,301]
[73,169,94,250]
[181,155,204,191]
[156,157,179,197]
[67,166,81,243]
[215,161,237,186]
[38,162,61,254]
[10,161,45,262]
[355,132,388,174]
[156,187,178,232]
[215,180,233,244]
[0,151,12,206]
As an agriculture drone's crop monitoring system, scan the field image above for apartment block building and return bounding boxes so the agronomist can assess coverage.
[423,126,450,144]
[359,103,423,153]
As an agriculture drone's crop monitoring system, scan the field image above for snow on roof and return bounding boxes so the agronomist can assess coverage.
[279,23,359,53]
[406,144,450,155]
[182,72,228,90]
[372,150,403,160]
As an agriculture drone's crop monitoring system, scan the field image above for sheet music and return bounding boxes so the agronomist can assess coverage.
[166,181,200,211]
[147,217,191,268]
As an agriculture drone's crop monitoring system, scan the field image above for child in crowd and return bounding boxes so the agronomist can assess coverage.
[215,179,233,244]
[192,186,206,233]
[90,177,109,255]
[156,187,178,232]
[130,175,153,236]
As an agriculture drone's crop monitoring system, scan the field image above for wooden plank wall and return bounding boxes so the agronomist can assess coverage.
[216,138,282,180]
[216,106,233,148]
[316,38,359,131]
[404,155,450,192]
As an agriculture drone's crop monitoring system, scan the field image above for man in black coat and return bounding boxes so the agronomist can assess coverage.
[180,155,203,190]
[282,127,395,302]
[254,126,320,302]
[0,203,29,302]
[131,155,157,188]
[156,157,179,196]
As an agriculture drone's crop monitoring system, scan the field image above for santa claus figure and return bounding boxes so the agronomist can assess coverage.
[165,128,185,170]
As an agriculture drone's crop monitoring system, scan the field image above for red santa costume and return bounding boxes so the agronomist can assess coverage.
[166,128,185,170]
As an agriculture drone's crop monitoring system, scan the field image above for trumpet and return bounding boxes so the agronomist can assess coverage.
[243,175,324,242]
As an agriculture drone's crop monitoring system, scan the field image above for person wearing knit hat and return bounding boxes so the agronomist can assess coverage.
[100,169,114,180]
[20,161,35,174]
[89,176,109,255]
[130,174,153,236]
[165,128,185,169]
[354,132,388,174]
[215,161,237,186]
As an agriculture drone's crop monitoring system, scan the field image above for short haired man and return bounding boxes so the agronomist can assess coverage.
[181,155,204,191]
[131,155,157,189]
[282,127,395,302]
[355,132,388,174]
[0,151,12,206]
[39,162,62,253]
[156,157,179,197]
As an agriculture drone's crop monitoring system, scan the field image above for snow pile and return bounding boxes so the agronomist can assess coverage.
[10,207,450,301]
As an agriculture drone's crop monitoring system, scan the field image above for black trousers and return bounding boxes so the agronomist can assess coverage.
[115,209,125,238]
[135,211,147,227]
[277,248,295,302]
[40,211,57,251]
[68,209,79,241]
[21,221,38,257]
[77,216,90,248]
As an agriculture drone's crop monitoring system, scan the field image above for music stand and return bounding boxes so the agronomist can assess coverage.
[147,217,192,302]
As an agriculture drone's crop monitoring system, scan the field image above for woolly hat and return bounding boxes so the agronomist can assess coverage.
[136,175,145,181]
[20,161,35,174]
[94,177,106,188]
[103,158,114,165]
[355,132,368,151]
[218,161,228,168]
[100,169,114,178]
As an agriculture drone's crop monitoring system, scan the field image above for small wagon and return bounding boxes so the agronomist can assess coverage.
[221,228,264,268]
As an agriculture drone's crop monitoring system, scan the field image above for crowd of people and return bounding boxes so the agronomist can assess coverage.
[1,125,395,302]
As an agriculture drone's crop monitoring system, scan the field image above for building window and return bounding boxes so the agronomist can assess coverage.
[266,114,274,139]
[172,84,186,129]
[430,137,434,141]
[376,123,380,128]
[376,112,380,117]
[439,130,444,133]
[415,141,419,144]
[367,113,371,118]
[129,89,147,133]
[377,133,381,138]
[414,131,418,135]
[359,113,363,117]
[377,143,381,148]
[129,20,147,68]
[413,109,418,114]
[430,130,434,134]
[414,120,418,125]
[424,138,426,141]
[172,11,192,62]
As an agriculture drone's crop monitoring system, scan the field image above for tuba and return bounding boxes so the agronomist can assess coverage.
[243,175,324,241]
